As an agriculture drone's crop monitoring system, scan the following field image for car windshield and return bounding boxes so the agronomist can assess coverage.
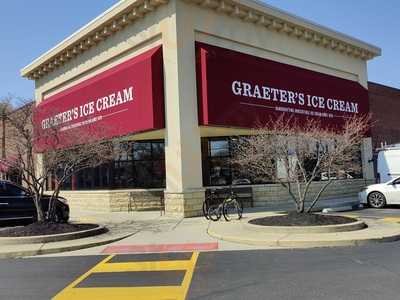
[390,177,400,185]
[1,182,29,196]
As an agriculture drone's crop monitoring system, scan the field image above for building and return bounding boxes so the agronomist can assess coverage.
[368,82,400,150]
[0,103,33,183]
[21,0,381,216]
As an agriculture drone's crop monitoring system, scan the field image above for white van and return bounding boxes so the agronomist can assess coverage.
[377,144,400,183]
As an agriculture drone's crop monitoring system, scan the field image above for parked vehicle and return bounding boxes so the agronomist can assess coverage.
[320,171,354,181]
[0,181,69,223]
[376,144,400,183]
[359,176,400,208]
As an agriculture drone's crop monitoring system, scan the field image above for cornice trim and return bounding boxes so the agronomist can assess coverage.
[21,0,169,80]
[184,0,381,62]
[21,0,381,81]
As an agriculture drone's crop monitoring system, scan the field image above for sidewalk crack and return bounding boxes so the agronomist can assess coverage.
[171,217,184,231]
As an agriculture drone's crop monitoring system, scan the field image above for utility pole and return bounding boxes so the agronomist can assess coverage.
[0,108,5,180]
[1,110,5,160]
[0,99,11,180]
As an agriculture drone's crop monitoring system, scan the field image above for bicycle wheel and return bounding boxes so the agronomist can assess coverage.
[208,205,222,221]
[202,200,210,220]
[223,200,242,221]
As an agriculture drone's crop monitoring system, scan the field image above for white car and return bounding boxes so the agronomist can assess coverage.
[359,177,400,208]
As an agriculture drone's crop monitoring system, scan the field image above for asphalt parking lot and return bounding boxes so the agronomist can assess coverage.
[341,205,400,219]
[2,240,400,300]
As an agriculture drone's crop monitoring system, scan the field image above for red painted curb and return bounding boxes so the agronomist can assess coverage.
[102,242,219,254]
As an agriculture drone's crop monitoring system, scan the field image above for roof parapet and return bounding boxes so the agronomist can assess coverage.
[21,0,380,81]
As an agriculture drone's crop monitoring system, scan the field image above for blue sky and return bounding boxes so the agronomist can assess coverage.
[1,0,398,100]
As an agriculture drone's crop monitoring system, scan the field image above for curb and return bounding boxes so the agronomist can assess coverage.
[208,219,400,249]
[322,206,354,213]
[0,232,134,259]
[243,219,366,234]
[0,225,107,245]
[207,227,400,248]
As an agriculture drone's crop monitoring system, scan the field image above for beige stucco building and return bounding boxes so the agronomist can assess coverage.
[21,0,381,217]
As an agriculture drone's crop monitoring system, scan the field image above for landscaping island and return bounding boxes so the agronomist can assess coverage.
[249,212,356,227]
[0,223,98,237]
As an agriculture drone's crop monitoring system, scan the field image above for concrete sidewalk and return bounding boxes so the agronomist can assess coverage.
[0,197,368,258]
[65,209,258,255]
[36,198,374,257]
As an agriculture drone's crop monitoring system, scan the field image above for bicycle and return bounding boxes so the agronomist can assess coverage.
[202,189,218,220]
[207,188,243,221]
[222,189,243,221]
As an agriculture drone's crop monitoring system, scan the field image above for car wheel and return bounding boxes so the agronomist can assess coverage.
[52,211,61,223]
[53,209,67,223]
[368,191,386,208]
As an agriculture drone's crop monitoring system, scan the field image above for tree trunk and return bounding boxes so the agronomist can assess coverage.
[297,199,305,213]
[307,179,333,213]
[33,196,45,223]
[48,188,61,222]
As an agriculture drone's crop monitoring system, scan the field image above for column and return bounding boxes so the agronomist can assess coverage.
[161,1,204,217]
[361,137,374,181]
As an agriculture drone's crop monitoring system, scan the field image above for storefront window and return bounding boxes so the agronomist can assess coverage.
[132,141,165,188]
[202,137,257,186]
[202,136,364,186]
[311,144,363,181]
[52,140,165,191]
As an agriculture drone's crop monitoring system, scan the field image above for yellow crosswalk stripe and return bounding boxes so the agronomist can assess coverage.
[383,217,400,223]
[54,286,184,300]
[91,260,193,273]
[342,214,358,219]
[52,252,199,300]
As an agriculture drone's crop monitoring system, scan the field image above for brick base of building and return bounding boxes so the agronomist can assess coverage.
[164,190,205,218]
[60,189,164,212]
[58,179,373,215]
[252,178,374,207]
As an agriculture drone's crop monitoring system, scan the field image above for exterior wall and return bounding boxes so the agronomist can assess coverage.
[179,0,373,183]
[368,82,400,149]
[164,190,204,217]
[60,190,112,212]
[60,179,371,212]
[186,1,368,88]
[253,179,373,208]
[60,177,372,213]
[60,189,163,212]
[34,5,171,102]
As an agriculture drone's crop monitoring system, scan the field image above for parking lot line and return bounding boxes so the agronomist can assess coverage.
[52,252,199,300]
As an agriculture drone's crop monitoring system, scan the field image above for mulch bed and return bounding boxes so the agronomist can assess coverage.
[249,212,356,227]
[0,222,98,237]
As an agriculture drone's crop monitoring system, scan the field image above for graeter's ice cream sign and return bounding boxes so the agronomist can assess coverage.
[231,81,359,116]
[196,42,369,128]
[35,46,164,150]
[41,86,134,132]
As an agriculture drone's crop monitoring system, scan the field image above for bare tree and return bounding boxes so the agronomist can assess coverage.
[0,95,13,161]
[3,98,118,223]
[233,114,370,213]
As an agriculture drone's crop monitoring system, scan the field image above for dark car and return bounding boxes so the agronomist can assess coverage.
[0,181,69,223]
